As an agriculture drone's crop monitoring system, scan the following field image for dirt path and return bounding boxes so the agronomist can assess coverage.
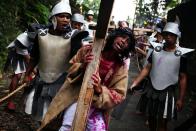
[0,79,39,131]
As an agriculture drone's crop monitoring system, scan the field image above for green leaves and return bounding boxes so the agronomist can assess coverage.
[24,1,50,24]
[76,0,100,20]
[0,0,52,70]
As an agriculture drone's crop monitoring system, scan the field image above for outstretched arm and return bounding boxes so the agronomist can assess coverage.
[130,63,151,90]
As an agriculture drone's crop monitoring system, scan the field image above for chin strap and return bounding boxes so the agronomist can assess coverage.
[51,16,57,30]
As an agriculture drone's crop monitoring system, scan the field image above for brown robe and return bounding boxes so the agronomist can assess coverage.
[38,46,129,130]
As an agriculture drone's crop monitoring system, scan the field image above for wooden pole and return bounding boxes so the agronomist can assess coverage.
[133,28,153,32]
[0,83,27,103]
[71,0,115,131]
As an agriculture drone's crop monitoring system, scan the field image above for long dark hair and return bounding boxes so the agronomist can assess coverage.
[103,27,135,63]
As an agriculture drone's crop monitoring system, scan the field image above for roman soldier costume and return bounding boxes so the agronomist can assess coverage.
[136,22,194,120]
[4,32,32,74]
[24,0,88,121]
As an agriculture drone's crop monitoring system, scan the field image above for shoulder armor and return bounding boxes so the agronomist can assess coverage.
[176,46,195,56]
[38,29,48,36]
[150,41,163,52]
[27,23,48,39]
[150,41,163,48]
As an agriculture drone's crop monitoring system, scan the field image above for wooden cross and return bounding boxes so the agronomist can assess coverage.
[37,1,115,131]
[71,0,115,130]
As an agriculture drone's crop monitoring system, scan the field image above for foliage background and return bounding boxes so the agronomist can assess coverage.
[0,0,102,71]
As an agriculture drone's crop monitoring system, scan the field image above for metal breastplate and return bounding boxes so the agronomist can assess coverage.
[149,45,194,90]
[38,32,71,83]
[150,49,181,90]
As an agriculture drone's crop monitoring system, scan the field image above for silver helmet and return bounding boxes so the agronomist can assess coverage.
[154,27,162,33]
[16,32,32,47]
[87,10,94,15]
[71,13,85,24]
[7,32,31,48]
[49,0,72,19]
[163,22,181,37]
[7,41,15,48]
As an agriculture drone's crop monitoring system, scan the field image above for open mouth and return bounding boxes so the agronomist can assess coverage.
[62,24,67,28]
[113,43,123,52]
